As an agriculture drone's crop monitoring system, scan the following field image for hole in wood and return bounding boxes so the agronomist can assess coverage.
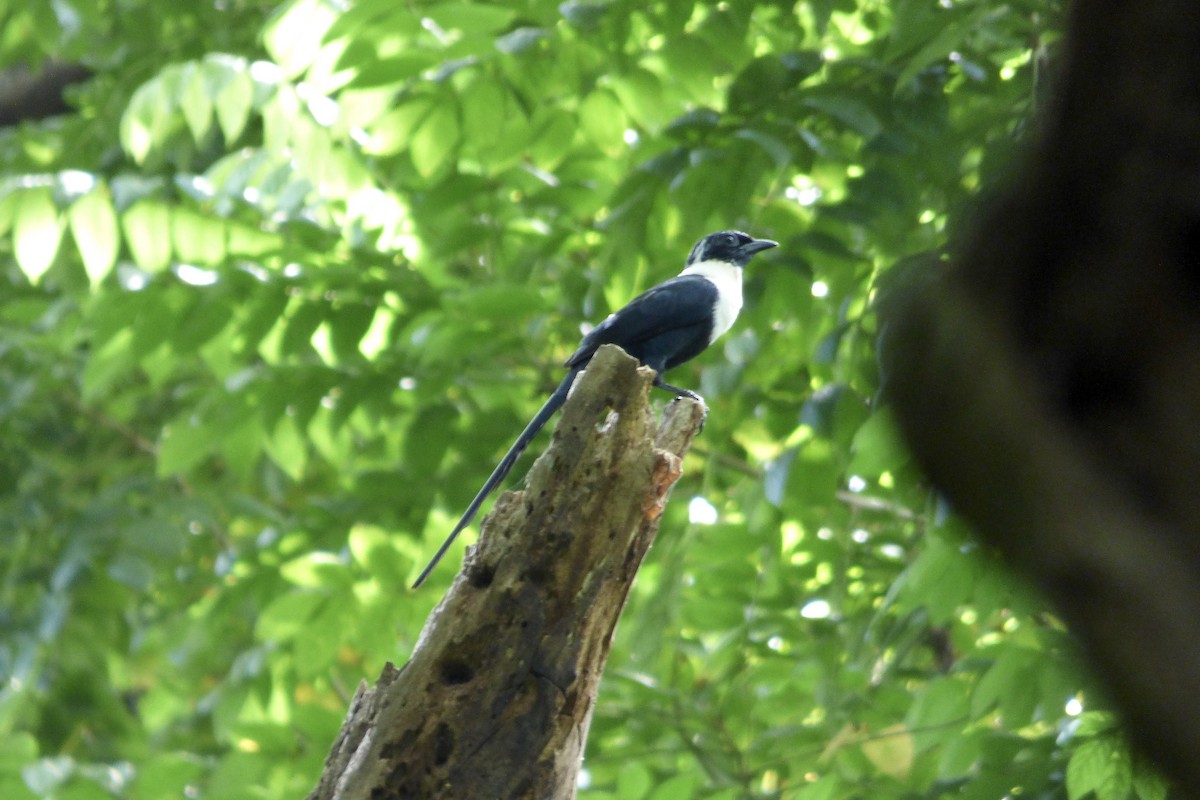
[467,563,494,588]
[595,407,619,433]
[434,722,455,764]
[525,563,551,585]
[438,658,474,685]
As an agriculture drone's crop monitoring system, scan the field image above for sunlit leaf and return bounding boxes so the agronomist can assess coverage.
[411,100,459,177]
[121,200,173,271]
[171,207,228,264]
[365,96,435,156]
[860,725,914,780]
[263,0,339,77]
[611,68,666,130]
[423,2,515,35]
[280,551,351,589]
[158,414,214,475]
[69,188,120,286]
[214,68,254,143]
[181,61,214,140]
[847,408,909,477]
[580,89,627,153]
[14,188,62,284]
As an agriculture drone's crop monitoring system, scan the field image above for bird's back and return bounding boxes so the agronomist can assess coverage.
[565,274,719,374]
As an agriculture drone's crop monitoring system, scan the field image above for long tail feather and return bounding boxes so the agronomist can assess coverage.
[411,371,578,587]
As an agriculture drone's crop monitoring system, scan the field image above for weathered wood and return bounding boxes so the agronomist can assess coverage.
[882,0,1200,791]
[309,345,706,800]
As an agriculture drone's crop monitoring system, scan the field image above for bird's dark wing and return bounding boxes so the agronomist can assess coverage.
[565,275,717,368]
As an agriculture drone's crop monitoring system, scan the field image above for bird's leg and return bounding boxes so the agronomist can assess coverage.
[653,376,702,402]
[652,376,709,430]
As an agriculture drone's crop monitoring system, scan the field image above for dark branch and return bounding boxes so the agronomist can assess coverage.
[0,62,91,126]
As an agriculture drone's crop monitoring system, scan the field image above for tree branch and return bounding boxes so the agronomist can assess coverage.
[0,62,91,126]
[309,345,706,799]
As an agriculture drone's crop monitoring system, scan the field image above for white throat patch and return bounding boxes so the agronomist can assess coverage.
[680,259,744,343]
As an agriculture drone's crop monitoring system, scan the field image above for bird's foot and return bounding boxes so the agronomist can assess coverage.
[655,378,702,402]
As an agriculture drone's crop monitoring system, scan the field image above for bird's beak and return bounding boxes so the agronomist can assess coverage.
[741,238,778,256]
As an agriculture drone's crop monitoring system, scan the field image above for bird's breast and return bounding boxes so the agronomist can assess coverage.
[680,260,743,343]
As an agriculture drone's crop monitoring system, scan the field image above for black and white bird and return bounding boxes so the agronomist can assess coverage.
[412,230,777,587]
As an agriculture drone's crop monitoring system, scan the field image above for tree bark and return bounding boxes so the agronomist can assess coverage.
[882,0,1200,791]
[0,62,91,126]
[309,345,705,800]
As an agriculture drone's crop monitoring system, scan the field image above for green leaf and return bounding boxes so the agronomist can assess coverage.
[847,408,909,477]
[898,535,980,624]
[907,677,969,741]
[1133,760,1169,800]
[795,775,839,800]
[529,107,575,168]
[411,100,459,176]
[350,54,435,88]
[1072,711,1118,738]
[647,773,700,800]
[1098,745,1133,800]
[121,80,160,163]
[404,404,457,476]
[158,414,215,475]
[181,61,214,140]
[227,223,282,256]
[894,5,990,90]
[122,200,173,271]
[365,97,435,156]
[971,646,1039,725]
[14,188,62,284]
[0,187,18,239]
[257,591,326,642]
[734,128,793,168]
[171,207,228,264]
[802,89,883,138]
[263,0,339,77]
[0,733,38,771]
[264,415,308,479]
[728,55,794,116]
[172,295,233,353]
[616,765,653,799]
[328,303,377,362]
[214,68,254,143]
[454,284,543,320]
[279,551,352,590]
[69,187,119,286]
[1067,738,1131,800]
[611,68,666,130]
[348,524,408,585]
[580,89,627,153]
[423,3,516,35]
[131,754,204,800]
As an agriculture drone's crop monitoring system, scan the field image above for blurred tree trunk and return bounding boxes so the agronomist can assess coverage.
[308,345,704,800]
[883,0,1200,791]
[0,62,91,126]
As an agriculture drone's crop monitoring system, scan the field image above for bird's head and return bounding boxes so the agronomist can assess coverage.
[686,230,778,268]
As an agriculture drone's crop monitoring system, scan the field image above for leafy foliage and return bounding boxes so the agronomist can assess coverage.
[0,0,1167,798]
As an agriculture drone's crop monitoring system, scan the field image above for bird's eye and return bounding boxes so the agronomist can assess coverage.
[723,234,738,246]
